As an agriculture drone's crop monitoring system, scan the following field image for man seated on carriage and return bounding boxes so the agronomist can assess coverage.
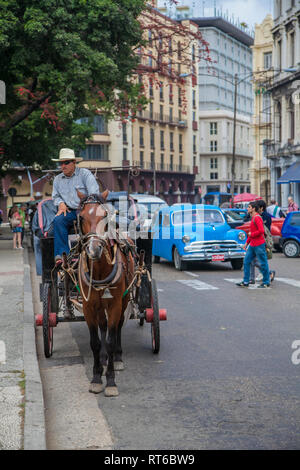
[51,148,100,265]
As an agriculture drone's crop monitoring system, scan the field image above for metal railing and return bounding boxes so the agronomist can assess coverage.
[132,160,191,173]
[137,110,187,127]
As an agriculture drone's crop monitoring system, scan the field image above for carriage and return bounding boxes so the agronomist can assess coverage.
[35,192,167,370]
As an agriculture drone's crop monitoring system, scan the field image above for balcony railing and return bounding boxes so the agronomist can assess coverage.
[137,110,187,127]
[133,160,191,173]
[199,146,253,157]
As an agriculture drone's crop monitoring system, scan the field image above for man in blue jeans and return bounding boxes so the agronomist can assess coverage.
[52,148,100,263]
[236,201,270,288]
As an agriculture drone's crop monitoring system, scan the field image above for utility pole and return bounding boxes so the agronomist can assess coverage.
[231,73,238,204]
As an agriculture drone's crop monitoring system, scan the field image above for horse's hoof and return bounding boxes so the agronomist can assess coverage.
[104,386,119,397]
[101,365,107,377]
[89,382,104,394]
[114,361,124,371]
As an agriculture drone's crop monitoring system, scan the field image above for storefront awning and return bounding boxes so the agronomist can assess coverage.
[277,162,300,184]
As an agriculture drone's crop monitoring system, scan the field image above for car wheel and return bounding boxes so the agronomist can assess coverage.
[153,255,160,264]
[173,247,187,271]
[231,258,244,270]
[283,240,300,258]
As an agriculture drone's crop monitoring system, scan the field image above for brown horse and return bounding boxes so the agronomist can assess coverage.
[77,190,134,397]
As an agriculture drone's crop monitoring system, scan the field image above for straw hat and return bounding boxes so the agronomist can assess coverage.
[52,148,83,162]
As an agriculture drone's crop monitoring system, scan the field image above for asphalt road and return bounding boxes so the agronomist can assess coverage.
[33,252,300,450]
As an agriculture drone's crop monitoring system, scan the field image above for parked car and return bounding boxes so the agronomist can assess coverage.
[279,211,300,258]
[152,204,247,271]
[236,217,285,252]
[130,194,167,230]
[222,208,248,229]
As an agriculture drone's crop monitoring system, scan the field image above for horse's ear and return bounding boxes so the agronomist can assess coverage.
[77,189,86,200]
[101,189,109,201]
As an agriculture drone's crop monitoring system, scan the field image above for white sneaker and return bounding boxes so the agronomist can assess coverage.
[256,273,263,282]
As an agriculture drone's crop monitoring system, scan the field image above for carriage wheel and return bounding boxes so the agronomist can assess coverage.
[42,283,54,358]
[151,279,160,354]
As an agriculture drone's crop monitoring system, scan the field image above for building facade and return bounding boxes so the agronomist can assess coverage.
[266,0,300,207]
[250,15,274,201]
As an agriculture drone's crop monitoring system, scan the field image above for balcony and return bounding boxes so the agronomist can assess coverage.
[137,110,187,127]
[199,146,253,157]
[132,160,191,173]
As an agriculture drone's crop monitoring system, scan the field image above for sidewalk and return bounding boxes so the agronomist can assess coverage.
[0,225,46,450]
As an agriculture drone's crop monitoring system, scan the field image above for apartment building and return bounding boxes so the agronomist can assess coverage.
[198,110,252,194]
[192,16,254,196]
[266,0,300,206]
[250,15,274,201]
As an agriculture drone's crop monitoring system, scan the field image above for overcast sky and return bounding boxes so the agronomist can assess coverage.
[158,0,273,29]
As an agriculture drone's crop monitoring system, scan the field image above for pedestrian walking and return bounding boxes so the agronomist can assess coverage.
[267,199,285,218]
[236,201,270,288]
[287,196,299,213]
[19,204,27,244]
[249,200,275,284]
[10,206,23,250]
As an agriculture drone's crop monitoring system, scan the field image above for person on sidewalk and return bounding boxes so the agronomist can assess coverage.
[10,206,23,250]
[267,199,285,219]
[287,196,299,213]
[19,204,27,244]
[51,148,100,264]
[236,201,270,288]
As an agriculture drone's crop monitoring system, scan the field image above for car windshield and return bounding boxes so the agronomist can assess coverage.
[138,201,166,218]
[172,209,224,225]
[225,211,245,221]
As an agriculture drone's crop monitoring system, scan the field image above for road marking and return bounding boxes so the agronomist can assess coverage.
[0,341,6,364]
[276,278,300,288]
[224,278,242,284]
[178,279,219,291]
[158,289,164,292]
[184,271,199,278]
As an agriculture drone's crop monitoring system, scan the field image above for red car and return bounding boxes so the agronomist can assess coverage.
[236,218,285,251]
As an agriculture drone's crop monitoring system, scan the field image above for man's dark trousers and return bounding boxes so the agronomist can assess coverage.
[53,210,77,257]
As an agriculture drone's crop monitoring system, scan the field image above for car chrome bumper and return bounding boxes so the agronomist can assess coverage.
[181,251,246,261]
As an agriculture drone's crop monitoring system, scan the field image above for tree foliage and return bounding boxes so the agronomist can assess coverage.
[0,0,147,169]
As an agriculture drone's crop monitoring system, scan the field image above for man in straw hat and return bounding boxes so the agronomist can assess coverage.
[52,148,100,263]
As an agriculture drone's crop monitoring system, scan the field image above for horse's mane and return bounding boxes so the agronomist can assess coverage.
[79,193,106,208]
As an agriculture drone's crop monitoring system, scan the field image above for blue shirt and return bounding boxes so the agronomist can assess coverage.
[52,167,100,209]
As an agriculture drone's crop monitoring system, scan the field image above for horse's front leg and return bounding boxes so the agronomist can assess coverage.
[105,321,119,397]
[88,323,104,394]
[114,314,124,371]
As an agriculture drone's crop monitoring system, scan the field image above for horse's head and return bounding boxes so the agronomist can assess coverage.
[77,189,110,260]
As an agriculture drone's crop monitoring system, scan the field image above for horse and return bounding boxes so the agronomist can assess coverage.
[77,190,135,397]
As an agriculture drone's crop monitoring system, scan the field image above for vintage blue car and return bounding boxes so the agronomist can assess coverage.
[152,204,247,271]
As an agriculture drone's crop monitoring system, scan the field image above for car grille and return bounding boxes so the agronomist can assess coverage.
[185,240,243,252]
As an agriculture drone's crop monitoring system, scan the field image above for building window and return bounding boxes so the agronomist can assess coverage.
[210,158,218,169]
[159,82,164,101]
[210,172,218,180]
[170,155,173,170]
[263,51,272,70]
[149,79,153,98]
[290,32,295,67]
[150,128,155,149]
[169,107,173,123]
[170,132,174,151]
[192,90,196,108]
[139,127,144,147]
[160,130,164,150]
[193,135,197,153]
[160,105,163,121]
[210,141,218,152]
[122,122,127,143]
[150,102,153,119]
[150,152,155,170]
[178,87,182,107]
[210,122,218,135]
[179,155,182,170]
[169,84,173,104]
[80,145,109,161]
[123,147,127,161]
[140,151,144,168]
[179,134,183,153]
[160,153,164,170]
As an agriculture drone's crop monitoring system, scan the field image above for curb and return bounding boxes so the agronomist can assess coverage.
[23,245,47,450]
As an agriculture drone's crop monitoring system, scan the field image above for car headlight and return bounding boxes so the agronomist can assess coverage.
[182,235,191,244]
[238,232,246,241]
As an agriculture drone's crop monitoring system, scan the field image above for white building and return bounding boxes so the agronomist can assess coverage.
[198,110,252,194]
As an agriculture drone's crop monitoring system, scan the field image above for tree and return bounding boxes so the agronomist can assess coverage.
[0,0,148,169]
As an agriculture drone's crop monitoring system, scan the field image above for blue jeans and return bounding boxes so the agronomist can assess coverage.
[243,244,270,285]
[53,210,77,257]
